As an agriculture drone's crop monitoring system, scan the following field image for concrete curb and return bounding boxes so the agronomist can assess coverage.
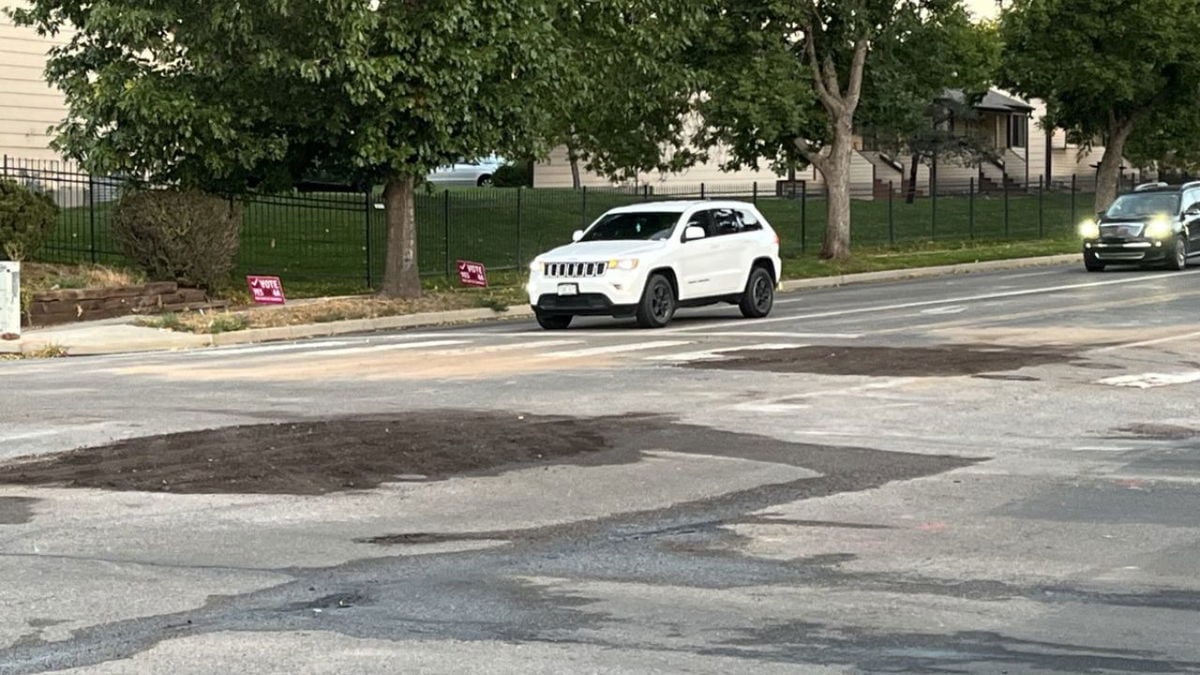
[9,253,1079,357]
[205,306,535,347]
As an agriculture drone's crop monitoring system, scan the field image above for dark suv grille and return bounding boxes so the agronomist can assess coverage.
[1100,223,1144,238]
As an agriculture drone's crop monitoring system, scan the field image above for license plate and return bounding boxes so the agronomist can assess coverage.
[557,283,579,296]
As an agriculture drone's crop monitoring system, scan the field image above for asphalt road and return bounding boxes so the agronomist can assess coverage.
[3,263,1200,673]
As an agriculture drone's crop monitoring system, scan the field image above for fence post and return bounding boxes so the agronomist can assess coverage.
[799,180,807,253]
[1,155,7,178]
[443,189,451,277]
[516,186,523,268]
[642,184,649,201]
[88,174,97,263]
[1003,176,1010,238]
[700,183,706,199]
[581,186,588,228]
[1071,173,1077,225]
[363,187,373,288]
[1037,175,1044,237]
[969,177,975,241]
[752,181,758,205]
[931,171,938,240]
[888,180,895,246]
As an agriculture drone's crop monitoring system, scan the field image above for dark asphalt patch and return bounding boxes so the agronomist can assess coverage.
[0,411,977,497]
[0,496,37,524]
[685,345,1077,377]
[0,412,614,495]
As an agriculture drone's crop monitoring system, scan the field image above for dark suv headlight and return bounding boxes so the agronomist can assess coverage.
[1144,215,1173,239]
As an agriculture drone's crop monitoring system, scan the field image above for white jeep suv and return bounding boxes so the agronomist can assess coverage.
[526,200,782,329]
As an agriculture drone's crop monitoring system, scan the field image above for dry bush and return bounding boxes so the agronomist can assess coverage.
[112,189,241,290]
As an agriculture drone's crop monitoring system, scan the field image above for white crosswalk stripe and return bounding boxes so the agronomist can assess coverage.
[426,339,583,355]
[542,341,694,359]
[311,340,472,356]
[1098,371,1200,389]
[645,343,803,363]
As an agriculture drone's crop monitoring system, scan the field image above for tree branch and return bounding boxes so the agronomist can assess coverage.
[843,38,869,115]
[794,137,827,172]
[804,22,843,115]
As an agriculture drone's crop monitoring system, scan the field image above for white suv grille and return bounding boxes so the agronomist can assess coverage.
[545,262,607,278]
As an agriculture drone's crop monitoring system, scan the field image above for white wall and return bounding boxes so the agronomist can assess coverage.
[0,2,70,162]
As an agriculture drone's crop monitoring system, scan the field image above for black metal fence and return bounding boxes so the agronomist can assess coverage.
[3,154,1126,293]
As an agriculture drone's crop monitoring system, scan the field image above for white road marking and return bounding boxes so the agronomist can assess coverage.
[1094,329,1200,353]
[543,341,694,359]
[670,331,862,339]
[1098,371,1200,389]
[664,271,1199,333]
[313,340,472,356]
[646,343,802,363]
[426,340,582,355]
[202,340,363,356]
[920,305,967,315]
[734,402,813,413]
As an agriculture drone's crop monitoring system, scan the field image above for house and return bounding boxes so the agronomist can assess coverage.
[534,88,1135,197]
[0,1,71,165]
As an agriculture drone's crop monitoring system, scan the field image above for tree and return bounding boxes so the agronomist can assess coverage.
[693,0,994,260]
[546,3,705,188]
[999,0,1200,213]
[10,0,565,298]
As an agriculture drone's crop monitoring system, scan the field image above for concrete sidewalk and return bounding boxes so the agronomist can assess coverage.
[2,253,1078,357]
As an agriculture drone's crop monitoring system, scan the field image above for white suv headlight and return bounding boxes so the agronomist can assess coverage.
[607,258,639,271]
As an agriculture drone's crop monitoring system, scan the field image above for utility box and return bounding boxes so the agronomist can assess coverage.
[0,262,20,339]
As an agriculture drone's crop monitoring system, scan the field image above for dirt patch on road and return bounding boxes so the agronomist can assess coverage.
[0,496,37,524]
[685,344,1076,377]
[0,412,613,495]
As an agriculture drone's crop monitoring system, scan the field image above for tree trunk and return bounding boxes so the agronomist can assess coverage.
[379,175,421,298]
[905,153,920,204]
[1094,117,1135,214]
[567,132,582,190]
[569,153,582,190]
[819,118,855,260]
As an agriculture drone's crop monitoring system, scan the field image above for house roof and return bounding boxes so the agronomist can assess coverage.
[941,88,1035,114]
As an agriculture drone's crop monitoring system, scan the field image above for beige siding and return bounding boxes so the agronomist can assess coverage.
[533,143,774,191]
[0,5,70,161]
[799,151,876,198]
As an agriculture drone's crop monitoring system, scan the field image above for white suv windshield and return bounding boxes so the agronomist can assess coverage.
[581,212,680,242]
[1106,193,1179,218]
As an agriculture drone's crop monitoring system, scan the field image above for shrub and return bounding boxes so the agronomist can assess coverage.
[0,179,59,261]
[493,160,533,188]
[111,189,242,290]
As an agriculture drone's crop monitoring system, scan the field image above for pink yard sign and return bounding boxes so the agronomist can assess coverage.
[246,275,286,304]
[457,260,488,287]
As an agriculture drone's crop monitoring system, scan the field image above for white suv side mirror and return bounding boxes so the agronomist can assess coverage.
[572,229,584,242]
[684,225,707,241]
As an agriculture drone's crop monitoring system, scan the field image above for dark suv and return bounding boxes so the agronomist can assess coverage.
[1080,182,1200,271]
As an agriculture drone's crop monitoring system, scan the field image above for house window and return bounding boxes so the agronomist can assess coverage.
[1006,114,1027,148]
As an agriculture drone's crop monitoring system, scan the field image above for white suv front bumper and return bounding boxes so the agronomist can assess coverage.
[527,266,646,315]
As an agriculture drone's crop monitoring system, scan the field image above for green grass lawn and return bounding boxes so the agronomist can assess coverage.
[37,186,1093,297]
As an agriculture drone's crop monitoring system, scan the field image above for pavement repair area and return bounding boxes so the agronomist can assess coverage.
[2,264,1200,673]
